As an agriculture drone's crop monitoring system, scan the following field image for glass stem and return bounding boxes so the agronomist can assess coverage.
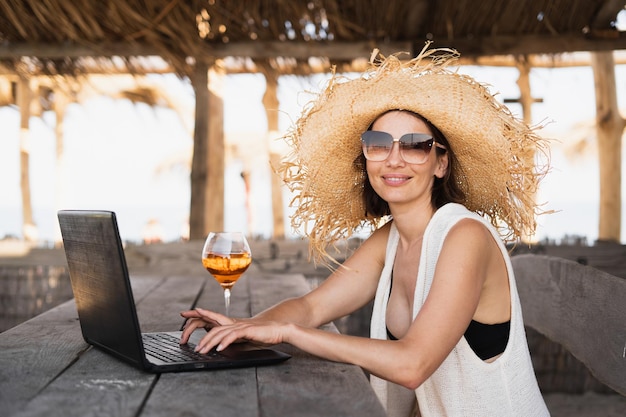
[224,288,231,317]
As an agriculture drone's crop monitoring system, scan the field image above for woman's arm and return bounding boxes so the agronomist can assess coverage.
[294,219,496,388]
[180,223,391,342]
[186,220,499,390]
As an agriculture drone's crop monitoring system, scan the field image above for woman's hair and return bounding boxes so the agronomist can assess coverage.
[357,110,466,218]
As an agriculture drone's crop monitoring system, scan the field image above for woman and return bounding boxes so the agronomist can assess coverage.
[181,46,550,416]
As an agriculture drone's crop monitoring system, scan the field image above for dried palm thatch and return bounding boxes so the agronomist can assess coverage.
[0,0,624,78]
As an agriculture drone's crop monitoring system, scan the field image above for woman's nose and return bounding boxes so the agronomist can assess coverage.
[386,141,405,165]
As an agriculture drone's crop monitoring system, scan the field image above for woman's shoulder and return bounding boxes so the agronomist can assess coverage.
[435,202,475,218]
[433,203,492,231]
[433,205,504,263]
[429,203,497,246]
[447,217,494,243]
[355,220,396,255]
[342,221,392,270]
[367,219,393,243]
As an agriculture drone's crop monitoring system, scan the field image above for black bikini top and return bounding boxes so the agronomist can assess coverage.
[386,273,510,360]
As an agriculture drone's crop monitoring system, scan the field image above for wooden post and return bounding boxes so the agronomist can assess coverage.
[501,55,544,120]
[269,152,285,238]
[240,170,254,235]
[506,55,543,241]
[53,90,68,244]
[207,67,225,233]
[514,55,534,125]
[0,78,14,106]
[17,76,36,242]
[262,69,286,239]
[189,62,225,240]
[591,51,625,243]
[189,62,209,240]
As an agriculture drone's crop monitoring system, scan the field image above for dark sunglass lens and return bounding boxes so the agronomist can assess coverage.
[399,134,434,163]
[362,131,393,160]
[362,131,393,146]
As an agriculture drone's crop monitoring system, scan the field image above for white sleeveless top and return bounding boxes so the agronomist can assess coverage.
[370,203,549,417]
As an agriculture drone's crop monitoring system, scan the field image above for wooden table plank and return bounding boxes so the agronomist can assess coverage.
[0,275,169,416]
[186,270,386,416]
[141,368,259,417]
[257,347,385,417]
[132,272,261,417]
[248,272,311,315]
[0,301,86,416]
[248,272,387,417]
[1,269,386,417]
[13,348,155,417]
[134,274,207,332]
[193,270,253,318]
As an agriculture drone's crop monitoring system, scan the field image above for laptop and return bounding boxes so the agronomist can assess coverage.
[57,210,291,373]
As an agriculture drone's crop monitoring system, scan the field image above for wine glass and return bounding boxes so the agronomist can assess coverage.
[201,232,252,317]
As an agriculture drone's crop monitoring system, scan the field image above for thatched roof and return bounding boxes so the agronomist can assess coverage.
[1,0,625,77]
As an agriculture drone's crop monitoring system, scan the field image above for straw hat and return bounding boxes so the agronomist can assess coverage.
[279,44,549,263]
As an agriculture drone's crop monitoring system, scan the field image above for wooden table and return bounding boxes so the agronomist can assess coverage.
[0,265,386,417]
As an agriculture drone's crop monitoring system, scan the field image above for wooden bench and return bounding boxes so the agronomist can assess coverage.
[512,254,626,396]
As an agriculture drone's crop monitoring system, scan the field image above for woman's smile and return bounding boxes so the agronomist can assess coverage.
[382,174,412,186]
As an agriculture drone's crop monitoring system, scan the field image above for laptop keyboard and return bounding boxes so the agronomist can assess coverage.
[142,333,223,363]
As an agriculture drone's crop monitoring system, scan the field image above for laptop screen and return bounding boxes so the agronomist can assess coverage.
[58,210,146,366]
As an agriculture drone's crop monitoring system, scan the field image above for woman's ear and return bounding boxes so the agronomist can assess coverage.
[434,152,449,179]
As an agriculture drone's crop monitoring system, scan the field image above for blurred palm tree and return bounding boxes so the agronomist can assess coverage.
[1,73,193,243]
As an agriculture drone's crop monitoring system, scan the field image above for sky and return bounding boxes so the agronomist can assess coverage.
[0,59,625,246]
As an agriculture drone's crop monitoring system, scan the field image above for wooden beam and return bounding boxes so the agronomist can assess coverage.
[0,41,410,60]
[1,33,626,62]
[0,42,163,59]
[2,51,626,79]
[460,52,626,68]
[429,33,626,57]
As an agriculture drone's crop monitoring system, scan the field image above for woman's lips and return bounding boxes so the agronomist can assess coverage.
[382,174,411,185]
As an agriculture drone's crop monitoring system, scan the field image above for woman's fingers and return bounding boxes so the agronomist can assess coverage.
[194,323,234,353]
[193,321,288,354]
[194,308,233,325]
[179,307,288,354]
[179,308,234,344]
[179,317,206,344]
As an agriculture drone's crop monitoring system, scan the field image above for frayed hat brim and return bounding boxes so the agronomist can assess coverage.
[279,45,550,263]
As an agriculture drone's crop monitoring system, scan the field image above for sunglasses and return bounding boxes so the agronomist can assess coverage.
[361,131,446,164]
